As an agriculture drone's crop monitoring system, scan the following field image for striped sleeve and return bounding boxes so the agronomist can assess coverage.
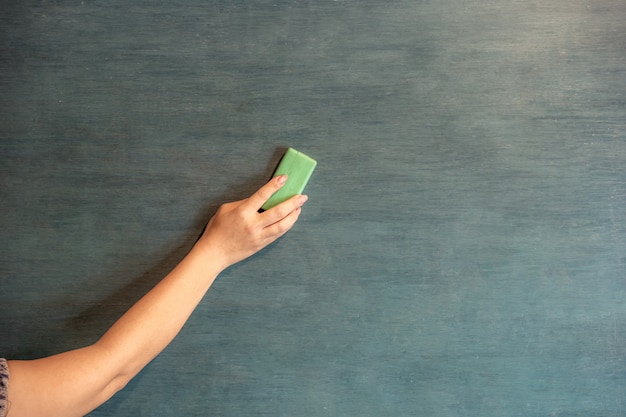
[0,358,8,417]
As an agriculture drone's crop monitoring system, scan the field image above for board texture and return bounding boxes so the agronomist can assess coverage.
[1,1,625,416]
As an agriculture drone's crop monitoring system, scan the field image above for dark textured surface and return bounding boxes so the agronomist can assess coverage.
[1,1,625,416]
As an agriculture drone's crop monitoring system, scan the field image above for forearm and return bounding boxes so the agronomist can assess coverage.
[88,176,304,395]
[95,243,223,386]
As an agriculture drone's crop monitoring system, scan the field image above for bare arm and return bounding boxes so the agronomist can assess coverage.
[6,175,307,417]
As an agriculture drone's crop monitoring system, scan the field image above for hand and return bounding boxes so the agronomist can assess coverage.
[196,175,308,270]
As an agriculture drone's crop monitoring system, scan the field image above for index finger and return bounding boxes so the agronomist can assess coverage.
[247,175,288,211]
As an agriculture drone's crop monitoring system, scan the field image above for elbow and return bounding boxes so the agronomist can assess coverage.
[95,371,132,410]
[110,372,132,394]
[89,343,136,403]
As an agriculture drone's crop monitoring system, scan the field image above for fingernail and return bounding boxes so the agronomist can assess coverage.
[298,195,308,205]
[276,175,287,185]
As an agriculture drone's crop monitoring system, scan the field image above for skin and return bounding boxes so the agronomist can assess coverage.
[5,175,307,417]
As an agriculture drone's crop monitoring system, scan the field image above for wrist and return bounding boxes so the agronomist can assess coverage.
[192,236,231,274]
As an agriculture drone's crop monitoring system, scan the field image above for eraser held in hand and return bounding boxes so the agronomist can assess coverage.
[261,148,317,211]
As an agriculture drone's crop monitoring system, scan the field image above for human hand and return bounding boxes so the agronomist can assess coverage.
[195,175,308,270]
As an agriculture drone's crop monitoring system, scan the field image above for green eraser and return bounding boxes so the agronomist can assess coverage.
[261,148,317,211]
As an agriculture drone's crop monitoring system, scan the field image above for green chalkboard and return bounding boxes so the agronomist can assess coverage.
[1,1,625,416]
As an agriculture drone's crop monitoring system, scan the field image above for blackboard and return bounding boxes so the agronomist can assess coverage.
[1,1,625,416]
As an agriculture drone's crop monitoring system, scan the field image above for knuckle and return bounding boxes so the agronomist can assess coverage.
[256,185,275,202]
[272,204,290,219]
[243,221,256,235]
